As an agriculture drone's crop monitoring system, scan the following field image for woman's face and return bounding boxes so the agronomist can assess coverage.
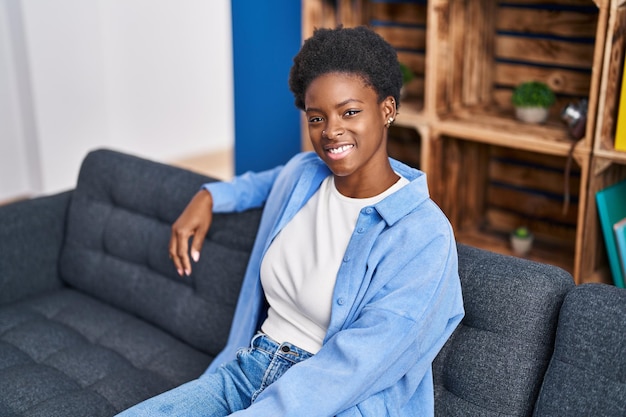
[304,72,396,195]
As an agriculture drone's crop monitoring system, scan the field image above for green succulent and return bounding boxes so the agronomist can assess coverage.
[513,226,532,238]
[511,81,555,108]
[399,63,414,85]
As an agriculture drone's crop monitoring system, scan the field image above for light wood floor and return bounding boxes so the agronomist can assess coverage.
[0,148,235,206]
[169,148,234,181]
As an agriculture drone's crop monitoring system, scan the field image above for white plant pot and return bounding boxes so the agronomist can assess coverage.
[515,107,549,124]
[510,234,534,256]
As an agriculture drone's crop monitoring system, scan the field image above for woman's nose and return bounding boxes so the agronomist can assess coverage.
[323,121,344,139]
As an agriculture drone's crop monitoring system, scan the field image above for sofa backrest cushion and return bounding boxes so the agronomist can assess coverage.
[532,283,626,416]
[59,149,262,356]
[433,244,575,417]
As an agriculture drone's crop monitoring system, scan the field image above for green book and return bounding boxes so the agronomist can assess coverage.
[596,179,626,288]
[614,218,626,281]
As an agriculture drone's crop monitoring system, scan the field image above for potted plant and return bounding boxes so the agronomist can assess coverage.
[399,63,414,100]
[510,226,534,256]
[511,81,555,124]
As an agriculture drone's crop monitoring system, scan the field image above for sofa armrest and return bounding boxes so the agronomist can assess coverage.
[0,191,72,305]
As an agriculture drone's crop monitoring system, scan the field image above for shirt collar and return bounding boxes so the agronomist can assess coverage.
[305,155,431,227]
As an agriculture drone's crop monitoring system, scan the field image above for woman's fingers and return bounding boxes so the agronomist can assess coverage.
[169,189,214,276]
[169,226,188,276]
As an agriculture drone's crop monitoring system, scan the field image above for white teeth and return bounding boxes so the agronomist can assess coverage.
[328,144,353,154]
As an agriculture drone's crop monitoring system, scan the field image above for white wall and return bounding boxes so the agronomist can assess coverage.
[0,0,37,199]
[0,0,233,200]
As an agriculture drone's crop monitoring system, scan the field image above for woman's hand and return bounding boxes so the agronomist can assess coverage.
[169,189,213,276]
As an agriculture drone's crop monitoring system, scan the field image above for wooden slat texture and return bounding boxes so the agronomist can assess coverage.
[397,51,425,76]
[486,185,578,224]
[462,1,496,105]
[494,62,592,95]
[302,0,337,38]
[595,4,626,151]
[441,137,580,260]
[495,36,596,69]
[507,0,604,5]
[397,51,426,98]
[489,158,580,197]
[337,0,363,27]
[441,136,463,228]
[367,2,430,106]
[496,6,598,38]
[485,207,577,242]
[448,0,467,108]
[369,2,427,25]
[387,125,422,168]
[373,26,426,50]
[426,0,448,117]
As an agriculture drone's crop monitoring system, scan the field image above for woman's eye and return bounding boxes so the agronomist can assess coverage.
[344,109,361,117]
[308,116,323,123]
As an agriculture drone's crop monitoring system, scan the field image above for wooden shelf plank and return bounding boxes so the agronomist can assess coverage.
[455,229,574,274]
[434,109,586,157]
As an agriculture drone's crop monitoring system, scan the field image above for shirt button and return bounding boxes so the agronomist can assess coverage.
[357,227,365,233]
[281,345,290,353]
[343,255,350,262]
[365,207,373,214]
[337,298,345,305]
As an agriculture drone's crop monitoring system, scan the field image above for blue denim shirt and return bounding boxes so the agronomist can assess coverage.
[203,152,464,417]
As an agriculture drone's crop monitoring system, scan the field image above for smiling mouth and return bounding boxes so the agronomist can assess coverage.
[327,144,354,154]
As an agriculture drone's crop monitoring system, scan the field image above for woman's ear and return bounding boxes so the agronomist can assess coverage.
[382,96,397,128]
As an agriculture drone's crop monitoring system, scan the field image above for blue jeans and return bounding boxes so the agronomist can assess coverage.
[116,333,313,416]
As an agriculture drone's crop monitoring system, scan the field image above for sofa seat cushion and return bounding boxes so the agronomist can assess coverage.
[533,283,626,416]
[0,288,211,417]
[433,244,575,417]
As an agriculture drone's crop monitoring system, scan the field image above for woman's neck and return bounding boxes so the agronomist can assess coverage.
[333,164,399,199]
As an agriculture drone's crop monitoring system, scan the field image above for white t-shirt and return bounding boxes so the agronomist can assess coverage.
[260,174,409,353]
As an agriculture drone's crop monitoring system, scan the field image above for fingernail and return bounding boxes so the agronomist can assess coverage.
[177,268,183,276]
[191,250,200,263]
[185,268,191,276]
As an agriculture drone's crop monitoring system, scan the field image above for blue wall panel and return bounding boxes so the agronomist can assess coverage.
[232,1,302,174]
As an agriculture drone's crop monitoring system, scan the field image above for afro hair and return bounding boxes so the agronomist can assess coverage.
[288,26,403,111]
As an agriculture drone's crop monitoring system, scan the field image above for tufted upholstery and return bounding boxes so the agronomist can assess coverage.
[0,289,211,415]
[533,284,626,416]
[433,244,575,417]
[0,150,262,416]
[58,150,261,355]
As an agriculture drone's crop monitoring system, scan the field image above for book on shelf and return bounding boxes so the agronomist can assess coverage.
[615,57,626,152]
[596,178,626,288]
[614,217,626,279]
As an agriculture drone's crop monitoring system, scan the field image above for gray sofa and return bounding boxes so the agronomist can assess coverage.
[0,149,624,416]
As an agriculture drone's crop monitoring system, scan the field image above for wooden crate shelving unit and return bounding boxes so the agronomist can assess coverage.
[436,135,584,274]
[429,0,609,283]
[301,0,625,284]
[582,0,626,284]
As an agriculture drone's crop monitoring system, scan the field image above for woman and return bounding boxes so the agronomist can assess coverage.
[119,26,464,417]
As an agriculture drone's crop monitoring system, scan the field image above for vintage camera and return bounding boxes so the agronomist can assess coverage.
[561,99,588,140]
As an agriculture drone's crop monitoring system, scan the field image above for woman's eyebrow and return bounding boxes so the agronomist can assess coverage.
[305,98,364,113]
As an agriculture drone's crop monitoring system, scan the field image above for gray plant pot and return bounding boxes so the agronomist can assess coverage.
[515,107,549,124]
